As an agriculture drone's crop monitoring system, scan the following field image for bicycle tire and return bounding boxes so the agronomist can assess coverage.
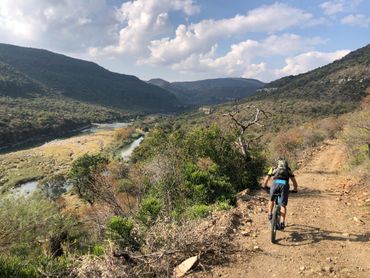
[271,206,279,243]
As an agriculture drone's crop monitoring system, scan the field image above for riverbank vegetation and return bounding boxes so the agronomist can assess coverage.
[0,126,137,191]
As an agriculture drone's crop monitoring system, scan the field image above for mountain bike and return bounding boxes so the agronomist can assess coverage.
[270,191,282,243]
[265,187,297,244]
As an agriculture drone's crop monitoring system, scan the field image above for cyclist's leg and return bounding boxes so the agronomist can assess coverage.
[280,184,289,224]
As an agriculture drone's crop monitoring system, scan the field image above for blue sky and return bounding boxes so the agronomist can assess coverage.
[0,0,369,82]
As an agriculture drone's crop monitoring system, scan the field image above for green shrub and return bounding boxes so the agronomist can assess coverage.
[185,162,235,204]
[91,244,105,256]
[0,256,37,278]
[0,194,78,257]
[214,200,233,211]
[69,154,108,204]
[117,178,136,194]
[187,204,211,219]
[137,196,161,225]
[107,216,140,250]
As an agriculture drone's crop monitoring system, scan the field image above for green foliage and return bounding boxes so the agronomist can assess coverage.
[214,200,233,211]
[91,244,105,256]
[131,124,265,222]
[184,162,235,204]
[186,204,212,219]
[137,196,162,225]
[0,255,72,278]
[0,193,78,257]
[0,256,37,278]
[69,154,108,204]
[107,216,140,250]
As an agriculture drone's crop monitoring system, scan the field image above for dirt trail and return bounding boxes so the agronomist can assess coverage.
[202,140,370,277]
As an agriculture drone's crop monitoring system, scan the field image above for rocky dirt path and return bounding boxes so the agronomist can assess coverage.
[200,140,370,277]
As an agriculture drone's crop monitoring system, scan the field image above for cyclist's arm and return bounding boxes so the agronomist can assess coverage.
[290,176,298,191]
[263,175,271,188]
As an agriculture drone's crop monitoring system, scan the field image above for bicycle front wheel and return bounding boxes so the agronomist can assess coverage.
[271,207,279,243]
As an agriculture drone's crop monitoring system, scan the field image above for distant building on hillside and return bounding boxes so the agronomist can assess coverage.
[199,106,213,115]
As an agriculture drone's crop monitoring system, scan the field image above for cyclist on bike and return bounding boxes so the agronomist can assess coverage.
[262,158,298,230]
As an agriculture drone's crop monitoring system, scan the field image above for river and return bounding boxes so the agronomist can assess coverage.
[12,122,144,196]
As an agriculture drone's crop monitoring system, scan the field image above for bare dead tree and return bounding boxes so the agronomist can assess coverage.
[223,103,270,162]
[91,172,126,216]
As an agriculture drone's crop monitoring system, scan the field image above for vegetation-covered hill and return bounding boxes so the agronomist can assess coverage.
[213,44,370,130]
[148,77,264,105]
[0,43,180,148]
[0,43,178,112]
[0,61,128,148]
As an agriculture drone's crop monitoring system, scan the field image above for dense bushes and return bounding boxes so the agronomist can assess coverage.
[130,124,265,221]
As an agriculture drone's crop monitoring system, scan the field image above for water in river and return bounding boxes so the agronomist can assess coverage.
[82,122,131,133]
[11,181,38,196]
[14,131,144,196]
[121,136,144,161]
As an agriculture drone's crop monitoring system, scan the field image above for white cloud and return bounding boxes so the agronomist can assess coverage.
[90,0,200,56]
[320,0,363,15]
[341,14,370,27]
[276,50,350,77]
[320,0,345,15]
[144,3,313,65]
[169,34,326,81]
[0,0,118,52]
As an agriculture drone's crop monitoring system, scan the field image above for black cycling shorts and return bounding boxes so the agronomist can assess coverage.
[270,180,289,207]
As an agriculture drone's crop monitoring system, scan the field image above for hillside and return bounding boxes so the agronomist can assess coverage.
[194,44,370,132]
[250,44,370,118]
[0,61,128,149]
[0,43,178,112]
[148,77,264,105]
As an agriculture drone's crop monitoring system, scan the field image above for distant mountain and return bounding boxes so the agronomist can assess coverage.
[148,77,264,105]
[0,43,182,148]
[0,43,178,112]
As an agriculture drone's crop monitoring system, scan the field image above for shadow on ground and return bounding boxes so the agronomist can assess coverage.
[275,224,369,246]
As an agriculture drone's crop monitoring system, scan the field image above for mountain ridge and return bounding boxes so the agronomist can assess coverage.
[0,43,178,112]
[148,77,264,105]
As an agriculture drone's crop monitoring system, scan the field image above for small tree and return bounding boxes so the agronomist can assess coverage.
[69,154,125,215]
[69,154,108,205]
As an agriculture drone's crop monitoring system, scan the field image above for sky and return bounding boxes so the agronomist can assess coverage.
[0,0,369,82]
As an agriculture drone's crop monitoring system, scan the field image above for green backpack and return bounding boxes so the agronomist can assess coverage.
[274,159,289,179]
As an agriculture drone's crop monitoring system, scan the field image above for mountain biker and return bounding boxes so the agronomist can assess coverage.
[262,158,298,230]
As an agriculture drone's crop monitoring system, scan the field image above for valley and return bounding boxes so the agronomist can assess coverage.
[0,40,369,277]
